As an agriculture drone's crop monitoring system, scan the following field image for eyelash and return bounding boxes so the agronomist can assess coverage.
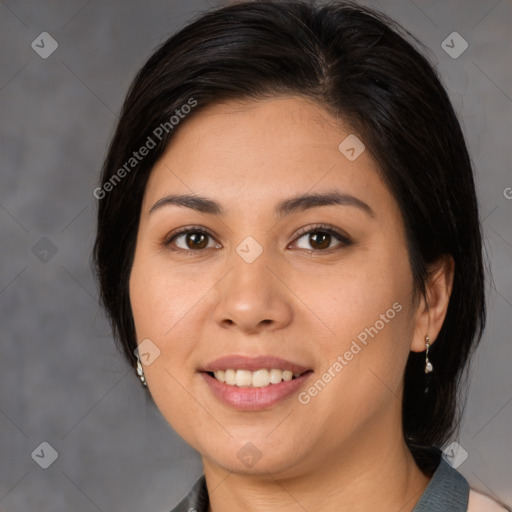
[163,224,353,256]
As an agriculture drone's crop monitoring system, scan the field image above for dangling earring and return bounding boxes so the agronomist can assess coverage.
[136,355,148,387]
[424,335,433,374]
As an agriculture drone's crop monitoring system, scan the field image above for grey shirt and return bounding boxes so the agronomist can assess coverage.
[169,452,469,512]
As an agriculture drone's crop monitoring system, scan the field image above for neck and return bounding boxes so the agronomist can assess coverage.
[202,409,431,512]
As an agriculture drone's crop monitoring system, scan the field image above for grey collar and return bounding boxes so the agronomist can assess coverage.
[170,451,469,512]
[412,455,469,511]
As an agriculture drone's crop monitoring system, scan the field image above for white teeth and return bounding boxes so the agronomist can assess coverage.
[225,369,236,385]
[214,370,225,383]
[235,369,252,387]
[269,368,283,384]
[282,370,293,382]
[212,368,302,387]
[252,369,269,387]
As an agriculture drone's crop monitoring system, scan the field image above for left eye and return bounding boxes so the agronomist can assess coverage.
[291,226,352,252]
[164,225,352,253]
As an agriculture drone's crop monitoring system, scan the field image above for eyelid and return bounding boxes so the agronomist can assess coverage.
[292,223,352,247]
[163,224,215,244]
[163,223,352,253]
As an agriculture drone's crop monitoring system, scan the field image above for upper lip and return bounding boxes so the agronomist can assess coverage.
[201,355,311,374]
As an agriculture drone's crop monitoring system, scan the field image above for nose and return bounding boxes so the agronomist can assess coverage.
[212,244,293,335]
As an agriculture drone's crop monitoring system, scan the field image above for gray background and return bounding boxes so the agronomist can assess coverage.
[0,0,511,510]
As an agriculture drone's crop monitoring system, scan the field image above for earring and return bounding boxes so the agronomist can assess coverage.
[136,355,148,387]
[424,335,433,374]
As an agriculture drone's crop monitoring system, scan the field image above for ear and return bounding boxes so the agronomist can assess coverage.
[410,254,455,352]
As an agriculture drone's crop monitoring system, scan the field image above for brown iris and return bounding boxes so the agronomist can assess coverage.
[308,231,331,250]
[185,232,209,250]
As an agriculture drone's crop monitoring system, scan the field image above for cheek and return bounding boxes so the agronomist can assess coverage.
[303,244,413,348]
[299,245,415,413]
[128,247,196,387]
[129,249,199,340]
[129,254,210,445]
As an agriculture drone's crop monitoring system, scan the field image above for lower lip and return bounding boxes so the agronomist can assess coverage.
[200,372,312,411]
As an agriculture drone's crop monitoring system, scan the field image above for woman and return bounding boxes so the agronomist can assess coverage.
[93,1,510,510]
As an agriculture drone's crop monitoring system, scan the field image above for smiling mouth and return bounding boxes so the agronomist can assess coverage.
[205,368,311,388]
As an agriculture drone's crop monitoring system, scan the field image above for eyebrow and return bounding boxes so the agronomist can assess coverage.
[149,190,375,218]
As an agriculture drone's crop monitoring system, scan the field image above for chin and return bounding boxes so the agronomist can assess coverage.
[200,437,310,478]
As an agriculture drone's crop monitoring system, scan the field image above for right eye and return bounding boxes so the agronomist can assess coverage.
[164,226,221,254]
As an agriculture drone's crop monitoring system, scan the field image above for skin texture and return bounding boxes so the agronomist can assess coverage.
[129,96,454,512]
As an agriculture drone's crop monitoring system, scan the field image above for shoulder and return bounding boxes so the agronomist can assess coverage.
[468,489,510,512]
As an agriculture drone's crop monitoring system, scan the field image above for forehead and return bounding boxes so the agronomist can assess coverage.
[142,95,392,220]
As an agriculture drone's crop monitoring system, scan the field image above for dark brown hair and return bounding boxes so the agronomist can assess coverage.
[93,0,486,475]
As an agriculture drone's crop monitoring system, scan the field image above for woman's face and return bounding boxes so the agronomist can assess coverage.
[129,96,425,477]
